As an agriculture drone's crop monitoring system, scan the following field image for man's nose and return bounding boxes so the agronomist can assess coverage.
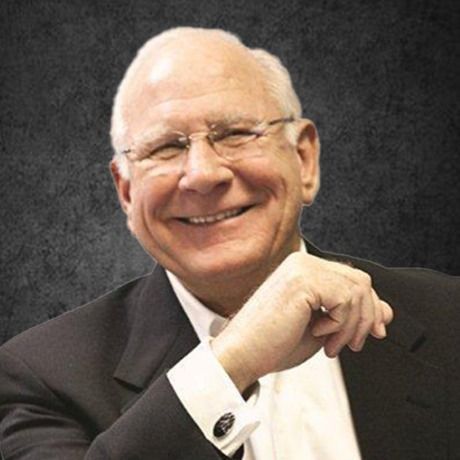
[177,139,234,194]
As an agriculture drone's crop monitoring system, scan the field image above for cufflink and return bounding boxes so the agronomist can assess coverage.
[213,412,235,438]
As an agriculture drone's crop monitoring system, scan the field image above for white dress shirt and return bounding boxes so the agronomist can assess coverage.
[167,243,362,460]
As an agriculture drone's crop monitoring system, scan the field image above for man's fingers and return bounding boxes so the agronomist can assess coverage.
[370,290,386,338]
[323,299,362,356]
[370,290,393,339]
[348,293,375,351]
[310,306,345,336]
[313,286,369,357]
[382,301,394,324]
[309,263,393,354]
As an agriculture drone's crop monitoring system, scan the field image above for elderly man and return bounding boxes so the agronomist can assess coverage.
[0,27,458,460]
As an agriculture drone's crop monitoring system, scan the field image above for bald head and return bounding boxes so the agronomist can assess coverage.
[110,27,302,177]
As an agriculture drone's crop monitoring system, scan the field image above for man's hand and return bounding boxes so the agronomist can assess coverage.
[210,252,393,393]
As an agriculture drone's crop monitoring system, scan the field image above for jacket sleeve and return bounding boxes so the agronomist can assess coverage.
[0,347,228,460]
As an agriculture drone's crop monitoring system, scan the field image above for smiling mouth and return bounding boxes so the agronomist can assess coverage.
[178,206,252,225]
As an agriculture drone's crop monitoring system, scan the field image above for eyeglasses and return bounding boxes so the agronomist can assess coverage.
[121,116,295,172]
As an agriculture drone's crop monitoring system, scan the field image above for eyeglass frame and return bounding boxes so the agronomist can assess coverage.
[120,115,296,164]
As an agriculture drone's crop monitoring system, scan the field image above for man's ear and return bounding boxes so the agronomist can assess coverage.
[295,119,320,206]
[110,159,132,215]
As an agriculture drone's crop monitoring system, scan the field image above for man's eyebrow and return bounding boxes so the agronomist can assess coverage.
[206,114,260,126]
[132,125,176,147]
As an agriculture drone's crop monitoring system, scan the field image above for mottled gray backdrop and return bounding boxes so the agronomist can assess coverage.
[1,0,459,344]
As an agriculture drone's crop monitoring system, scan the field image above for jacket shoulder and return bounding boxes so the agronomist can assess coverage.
[0,274,151,377]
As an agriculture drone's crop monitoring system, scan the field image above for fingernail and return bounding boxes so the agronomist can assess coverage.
[378,323,387,338]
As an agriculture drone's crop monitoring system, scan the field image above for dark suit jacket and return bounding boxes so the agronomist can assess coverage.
[1,241,459,460]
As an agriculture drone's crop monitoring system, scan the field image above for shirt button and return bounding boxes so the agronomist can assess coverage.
[213,412,235,438]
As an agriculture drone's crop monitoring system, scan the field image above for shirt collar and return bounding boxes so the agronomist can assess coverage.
[166,270,226,341]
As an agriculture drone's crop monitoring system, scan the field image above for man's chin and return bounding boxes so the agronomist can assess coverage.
[174,252,269,285]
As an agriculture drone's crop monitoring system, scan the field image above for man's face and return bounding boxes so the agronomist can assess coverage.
[112,39,319,293]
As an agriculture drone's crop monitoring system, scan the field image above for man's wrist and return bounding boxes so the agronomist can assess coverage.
[210,336,258,394]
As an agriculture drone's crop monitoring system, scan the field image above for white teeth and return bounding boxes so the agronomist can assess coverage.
[186,208,242,225]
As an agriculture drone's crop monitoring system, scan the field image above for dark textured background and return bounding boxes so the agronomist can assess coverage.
[1,0,459,344]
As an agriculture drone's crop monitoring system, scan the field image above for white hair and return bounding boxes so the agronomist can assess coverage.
[111,27,302,179]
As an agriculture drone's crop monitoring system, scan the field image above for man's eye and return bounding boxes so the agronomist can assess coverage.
[146,143,185,160]
[219,129,258,146]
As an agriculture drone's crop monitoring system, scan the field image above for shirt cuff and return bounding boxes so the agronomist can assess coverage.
[167,339,261,456]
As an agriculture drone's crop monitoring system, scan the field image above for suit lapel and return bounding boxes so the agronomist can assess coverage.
[306,240,447,460]
[113,264,199,412]
[340,328,446,459]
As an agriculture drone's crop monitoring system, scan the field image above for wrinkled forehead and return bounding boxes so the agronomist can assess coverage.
[118,38,274,141]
